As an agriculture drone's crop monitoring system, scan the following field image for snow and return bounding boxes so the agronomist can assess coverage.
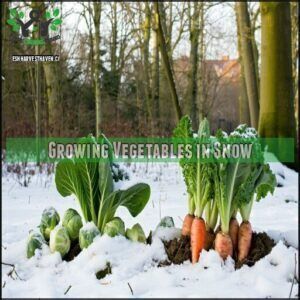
[2,162,299,298]
[81,221,99,232]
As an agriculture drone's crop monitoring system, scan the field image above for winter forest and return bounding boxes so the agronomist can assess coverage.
[2,2,298,140]
[1,1,299,298]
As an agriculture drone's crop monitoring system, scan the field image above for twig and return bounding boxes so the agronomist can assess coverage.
[288,253,297,298]
[2,262,15,268]
[64,285,72,295]
[127,282,134,295]
[2,262,24,281]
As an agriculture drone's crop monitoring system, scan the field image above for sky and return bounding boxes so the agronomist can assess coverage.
[59,2,240,61]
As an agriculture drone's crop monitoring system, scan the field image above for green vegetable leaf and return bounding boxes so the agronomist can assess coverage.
[55,159,92,222]
[9,8,17,17]
[50,24,58,31]
[55,134,150,234]
[53,8,60,17]
[45,11,51,19]
[255,164,276,201]
[7,19,17,26]
[52,18,62,26]
[19,11,24,18]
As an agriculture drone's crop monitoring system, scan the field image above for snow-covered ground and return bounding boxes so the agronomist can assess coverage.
[2,162,299,298]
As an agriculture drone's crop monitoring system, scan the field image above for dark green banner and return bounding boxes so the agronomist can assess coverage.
[5,137,295,163]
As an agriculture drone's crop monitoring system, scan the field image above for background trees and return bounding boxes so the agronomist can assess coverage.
[1,1,298,159]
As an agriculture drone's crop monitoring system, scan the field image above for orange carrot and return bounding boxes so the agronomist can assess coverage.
[190,217,206,263]
[229,218,239,252]
[214,232,233,260]
[238,221,252,261]
[182,214,194,236]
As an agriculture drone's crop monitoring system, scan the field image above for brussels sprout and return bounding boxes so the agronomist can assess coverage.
[26,231,46,258]
[39,207,60,241]
[156,216,174,230]
[62,208,83,241]
[49,225,70,257]
[79,222,100,250]
[125,223,146,243]
[103,217,125,237]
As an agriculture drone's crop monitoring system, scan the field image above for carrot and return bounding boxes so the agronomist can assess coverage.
[204,228,215,251]
[238,221,252,261]
[214,232,233,260]
[190,217,206,263]
[229,217,239,253]
[182,214,194,236]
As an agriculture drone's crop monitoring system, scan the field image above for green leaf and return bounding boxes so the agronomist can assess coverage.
[52,18,62,26]
[9,8,17,17]
[19,11,24,19]
[55,159,92,222]
[45,11,51,19]
[53,8,60,17]
[119,183,151,217]
[98,183,150,232]
[7,19,16,26]
[32,26,38,32]
[50,24,58,31]
[173,115,193,139]
[12,24,20,32]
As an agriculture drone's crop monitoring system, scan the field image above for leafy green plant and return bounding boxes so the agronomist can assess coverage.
[156,216,174,229]
[49,225,70,257]
[103,217,125,237]
[55,134,151,233]
[62,208,83,241]
[79,222,100,249]
[126,223,146,243]
[39,207,60,241]
[26,231,46,258]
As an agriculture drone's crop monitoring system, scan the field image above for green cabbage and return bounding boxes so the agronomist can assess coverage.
[156,216,174,229]
[49,225,70,257]
[125,223,146,243]
[39,207,60,241]
[103,217,125,237]
[26,231,46,258]
[62,208,83,241]
[79,222,100,249]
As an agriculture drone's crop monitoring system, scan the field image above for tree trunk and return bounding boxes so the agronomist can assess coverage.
[259,2,296,138]
[236,2,259,128]
[151,3,160,132]
[31,2,61,137]
[235,3,251,125]
[154,2,182,122]
[143,3,153,131]
[291,2,298,133]
[187,2,200,126]
[93,2,102,137]
[198,3,205,124]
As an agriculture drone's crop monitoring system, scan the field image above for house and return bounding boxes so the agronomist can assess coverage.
[174,55,241,133]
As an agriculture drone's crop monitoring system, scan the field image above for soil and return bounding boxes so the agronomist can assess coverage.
[235,232,275,269]
[160,235,191,266]
[161,231,275,268]
[64,242,81,262]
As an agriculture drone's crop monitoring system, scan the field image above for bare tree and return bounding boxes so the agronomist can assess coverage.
[154,2,182,122]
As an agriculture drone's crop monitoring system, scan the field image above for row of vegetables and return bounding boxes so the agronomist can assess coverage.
[173,116,276,263]
[27,206,149,259]
[27,117,276,265]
